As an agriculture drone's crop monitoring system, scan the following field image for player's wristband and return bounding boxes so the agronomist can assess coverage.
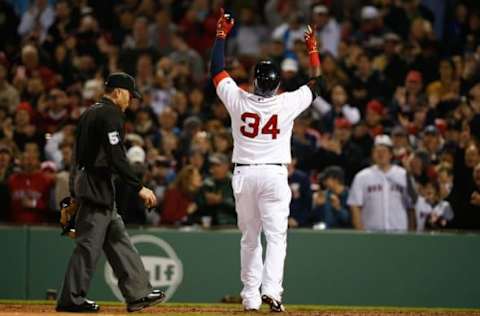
[309,51,321,67]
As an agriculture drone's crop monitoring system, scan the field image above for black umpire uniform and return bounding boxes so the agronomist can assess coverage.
[57,73,163,312]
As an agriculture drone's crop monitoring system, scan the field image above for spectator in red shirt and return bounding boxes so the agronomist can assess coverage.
[365,99,385,137]
[161,165,202,225]
[38,88,70,133]
[10,102,45,152]
[7,150,55,224]
[13,44,58,91]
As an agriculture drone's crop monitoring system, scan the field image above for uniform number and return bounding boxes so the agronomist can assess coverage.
[240,113,280,139]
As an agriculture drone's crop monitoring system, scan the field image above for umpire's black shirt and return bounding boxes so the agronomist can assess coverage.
[71,96,142,208]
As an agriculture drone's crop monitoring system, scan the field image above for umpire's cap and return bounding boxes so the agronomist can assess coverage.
[320,166,345,184]
[253,60,280,98]
[105,72,142,99]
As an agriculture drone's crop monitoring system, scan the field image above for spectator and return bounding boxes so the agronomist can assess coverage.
[17,0,55,43]
[43,0,78,53]
[38,88,70,134]
[373,33,408,91]
[311,5,340,57]
[14,44,57,91]
[0,64,20,114]
[169,32,205,85]
[353,6,387,52]
[287,158,312,228]
[0,144,13,221]
[350,54,388,108]
[11,102,45,152]
[272,13,305,52]
[279,58,304,92]
[419,125,443,164]
[426,59,460,103]
[0,0,20,53]
[312,166,351,228]
[8,150,55,224]
[212,130,233,157]
[449,140,480,229]
[390,70,427,125]
[316,53,349,93]
[348,135,414,231]
[149,7,177,56]
[315,118,366,184]
[161,165,202,225]
[229,6,268,58]
[315,84,360,133]
[415,180,454,231]
[196,153,235,226]
[145,156,176,224]
[291,115,318,172]
[365,100,386,137]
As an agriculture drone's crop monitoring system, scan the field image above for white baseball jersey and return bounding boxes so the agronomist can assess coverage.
[414,197,454,231]
[214,72,313,164]
[347,165,411,231]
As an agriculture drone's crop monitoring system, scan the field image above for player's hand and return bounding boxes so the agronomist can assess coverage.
[216,8,234,39]
[139,186,157,208]
[304,25,318,54]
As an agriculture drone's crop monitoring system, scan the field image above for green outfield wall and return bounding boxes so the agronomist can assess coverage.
[1,226,479,308]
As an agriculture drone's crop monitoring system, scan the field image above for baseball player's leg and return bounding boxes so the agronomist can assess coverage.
[103,210,152,303]
[258,168,291,302]
[57,202,110,307]
[233,170,263,310]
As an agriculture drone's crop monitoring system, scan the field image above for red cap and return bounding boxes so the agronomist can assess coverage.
[335,118,352,129]
[406,70,422,83]
[435,118,447,135]
[17,102,33,117]
[367,100,384,116]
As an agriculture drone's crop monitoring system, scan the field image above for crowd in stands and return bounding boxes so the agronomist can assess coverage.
[1,0,480,231]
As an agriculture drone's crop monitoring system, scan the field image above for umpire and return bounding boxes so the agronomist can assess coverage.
[57,73,164,313]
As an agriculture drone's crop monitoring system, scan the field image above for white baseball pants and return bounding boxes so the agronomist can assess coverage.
[232,164,291,309]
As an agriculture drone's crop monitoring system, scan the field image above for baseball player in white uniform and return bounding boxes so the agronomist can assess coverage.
[348,135,415,231]
[210,10,323,312]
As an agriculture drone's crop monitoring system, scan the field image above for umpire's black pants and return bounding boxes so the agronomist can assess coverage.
[57,200,152,306]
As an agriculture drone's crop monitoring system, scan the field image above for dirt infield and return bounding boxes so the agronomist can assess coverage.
[1,303,480,316]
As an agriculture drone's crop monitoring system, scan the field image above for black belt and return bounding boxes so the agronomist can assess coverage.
[234,163,284,167]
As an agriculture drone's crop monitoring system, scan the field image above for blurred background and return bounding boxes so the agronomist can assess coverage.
[1,0,480,233]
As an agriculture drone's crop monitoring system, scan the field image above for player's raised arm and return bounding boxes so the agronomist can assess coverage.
[210,8,234,87]
[304,25,326,98]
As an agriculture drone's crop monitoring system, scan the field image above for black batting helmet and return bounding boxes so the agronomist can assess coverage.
[253,60,280,98]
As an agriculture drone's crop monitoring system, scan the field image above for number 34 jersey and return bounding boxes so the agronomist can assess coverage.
[214,71,313,164]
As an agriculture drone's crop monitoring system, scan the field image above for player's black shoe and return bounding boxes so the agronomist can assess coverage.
[127,289,165,312]
[56,299,100,313]
[261,294,285,312]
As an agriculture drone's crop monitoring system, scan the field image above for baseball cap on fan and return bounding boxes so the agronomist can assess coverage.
[127,146,146,164]
[105,72,142,100]
[361,6,380,20]
[374,134,393,148]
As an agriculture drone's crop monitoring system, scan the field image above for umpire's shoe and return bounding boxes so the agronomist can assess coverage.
[127,289,165,312]
[261,294,285,313]
[56,299,100,313]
